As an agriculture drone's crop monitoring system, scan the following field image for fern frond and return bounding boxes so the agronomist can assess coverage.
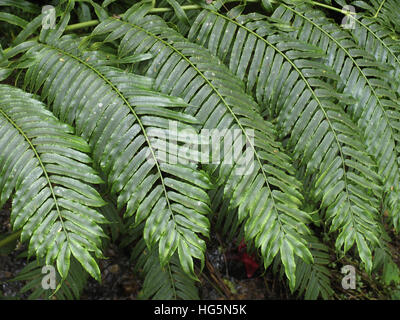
[0,84,107,281]
[350,0,400,30]
[20,31,213,279]
[140,250,200,299]
[271,3,400,228]
[294,236,333,300]
[188,7,385,271]
[134,240,200,300]
[122,222,199,300]
[91,5,314,289]
[12,255,88,300]
[211,187,242,241]
[0,0,39,14]
[2,0,399,300]
[348,4,400,94]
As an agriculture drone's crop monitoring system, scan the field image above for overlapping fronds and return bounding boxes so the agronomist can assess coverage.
[138,250,200,299]
[294,236,333,300]
[0,84,107,281]
[12,255,88,300]
[92,3,314,289]
[188,6,384,272]
[20,28,213,280]
[132,237,200,299]
[348,2,400,93]
[349,0,400,31]
[121,222,199,299]
[2,0,400,301]
[271,1,400,229]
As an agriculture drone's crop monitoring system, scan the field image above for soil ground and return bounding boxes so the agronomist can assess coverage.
[1,204,399,300]
[0,203,292,300]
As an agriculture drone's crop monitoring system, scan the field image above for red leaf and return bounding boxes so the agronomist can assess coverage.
[237,240,259,278]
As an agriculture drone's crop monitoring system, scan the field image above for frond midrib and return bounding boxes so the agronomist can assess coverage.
[309,1,400,70]
[38,41,176,226]
[207,9,360,233]
[0,100,70,246]
[283,3,398,169]
[116,16,290,232]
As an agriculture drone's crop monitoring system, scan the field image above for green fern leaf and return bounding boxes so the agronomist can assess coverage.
[294,236,333,300]
[12,255,88,300]
[134,239,200,300]
[274,2,400,229]
[0,84,107,281]
[123,222,199,300]
[188,7,385,272]
[20,33,212,280]
[92,6,314,289]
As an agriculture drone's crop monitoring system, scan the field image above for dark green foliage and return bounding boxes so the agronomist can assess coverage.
[1,0,400,300]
